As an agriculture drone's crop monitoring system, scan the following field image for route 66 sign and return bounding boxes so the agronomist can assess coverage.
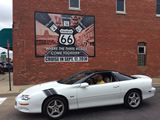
[59,29,75,46]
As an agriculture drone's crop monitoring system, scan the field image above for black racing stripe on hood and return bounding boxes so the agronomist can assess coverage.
[48,88,57,95]
[43,88,57,96]
[43,90,51,96]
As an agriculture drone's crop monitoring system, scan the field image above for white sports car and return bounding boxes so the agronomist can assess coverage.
[15,70,156,119]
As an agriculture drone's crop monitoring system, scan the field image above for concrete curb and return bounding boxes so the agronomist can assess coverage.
[0,93,19,97]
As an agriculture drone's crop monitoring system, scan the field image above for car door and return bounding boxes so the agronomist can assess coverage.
[77,81,120,109]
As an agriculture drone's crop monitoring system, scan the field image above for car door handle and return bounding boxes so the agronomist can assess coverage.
[113,86,119,88]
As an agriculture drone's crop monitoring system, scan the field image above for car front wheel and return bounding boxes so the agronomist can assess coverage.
[124,90,142,109]
[43,96,68,120]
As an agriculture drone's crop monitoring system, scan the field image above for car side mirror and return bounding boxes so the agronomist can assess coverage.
[80,83,89,88]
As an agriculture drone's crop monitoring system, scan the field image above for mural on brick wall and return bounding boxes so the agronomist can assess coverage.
[35,12,95,62]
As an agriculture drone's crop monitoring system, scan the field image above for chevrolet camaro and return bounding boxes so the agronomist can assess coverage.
[15,70,156,119]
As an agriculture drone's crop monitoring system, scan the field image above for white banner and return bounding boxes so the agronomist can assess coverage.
[45,56,88,62]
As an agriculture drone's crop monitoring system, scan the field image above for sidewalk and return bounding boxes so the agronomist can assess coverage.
[0,73,160,95]
[0,73,32,95]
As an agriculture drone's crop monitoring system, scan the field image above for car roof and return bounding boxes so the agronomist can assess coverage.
[85,69,117,73]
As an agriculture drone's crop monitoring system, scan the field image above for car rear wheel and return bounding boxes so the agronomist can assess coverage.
[43,96,68,120]
[124,90,142,109]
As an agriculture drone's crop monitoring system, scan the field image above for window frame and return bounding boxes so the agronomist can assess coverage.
[138,46,146,54]
[137,42,146,67]
[156,0,160,17]
[116,0,126,14]
[69,0,81,11]
[83,72,118,86]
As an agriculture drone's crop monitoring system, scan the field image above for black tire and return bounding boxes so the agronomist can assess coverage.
[43,96,68,120]
[124,90,142,109]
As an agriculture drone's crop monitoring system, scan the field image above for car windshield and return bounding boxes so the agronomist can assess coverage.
[58,71,93,84]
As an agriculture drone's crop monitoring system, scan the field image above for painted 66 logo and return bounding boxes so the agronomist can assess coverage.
[59,29,75,46]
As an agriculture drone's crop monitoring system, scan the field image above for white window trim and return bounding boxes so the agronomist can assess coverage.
[156,14,160,17]
[116,11,127,15]
[138,46,146,54]
[116,0,126,14]
[69,0,81,11]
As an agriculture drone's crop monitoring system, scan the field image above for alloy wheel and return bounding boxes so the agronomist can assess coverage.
[47,100,64,118]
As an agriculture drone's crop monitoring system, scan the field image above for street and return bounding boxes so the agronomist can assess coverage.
[0,86,160,120]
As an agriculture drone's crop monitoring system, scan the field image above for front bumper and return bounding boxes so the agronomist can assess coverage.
[14,98,30,113]
[14,92,46,113]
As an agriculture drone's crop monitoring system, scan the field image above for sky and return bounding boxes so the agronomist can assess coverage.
[0,0,12,31]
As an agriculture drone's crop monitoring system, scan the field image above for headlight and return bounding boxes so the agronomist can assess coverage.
[21,95,30,100]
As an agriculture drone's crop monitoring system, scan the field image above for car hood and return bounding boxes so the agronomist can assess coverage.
[20,81,66,95]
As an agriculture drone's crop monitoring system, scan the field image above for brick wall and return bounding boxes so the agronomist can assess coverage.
[13,0,160,85]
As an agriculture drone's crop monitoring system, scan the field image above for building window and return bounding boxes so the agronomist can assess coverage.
[69,0,80,10]
[156,0,160,16]
[138,42,146,66]
[116,0,126,14]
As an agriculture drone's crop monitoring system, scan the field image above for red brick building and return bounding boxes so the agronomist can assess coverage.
[13,0,160,85]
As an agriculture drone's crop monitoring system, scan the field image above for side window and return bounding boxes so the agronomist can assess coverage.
[86,77,96,85]
[113,72,135,81]
[85,74,105,85]
[85,72,116,85]
[103,73,117,83]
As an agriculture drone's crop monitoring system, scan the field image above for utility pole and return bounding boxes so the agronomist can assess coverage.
[7,40,11,91]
